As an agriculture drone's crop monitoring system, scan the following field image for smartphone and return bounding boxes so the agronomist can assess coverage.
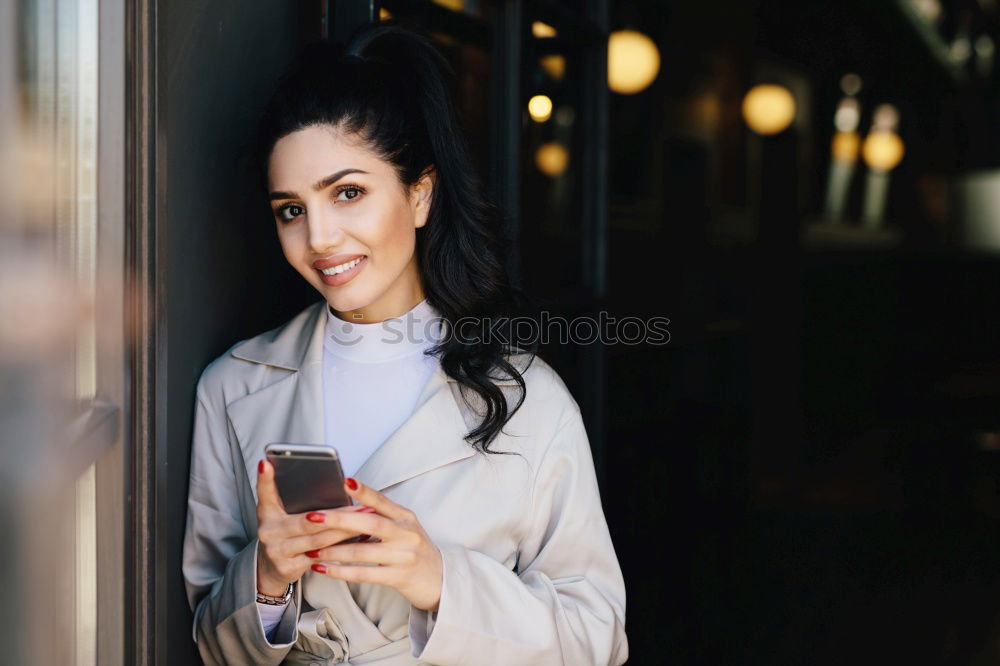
[264,443,351,514]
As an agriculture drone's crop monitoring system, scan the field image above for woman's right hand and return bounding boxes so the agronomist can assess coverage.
[255,458,372,596]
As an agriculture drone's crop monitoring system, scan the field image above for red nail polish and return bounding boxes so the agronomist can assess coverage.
[305,550,320,558]
[345,477,359,491]
[306,512,326,523]
[311,563,327,574]
[353,506,375,513]
[258,460,264,475]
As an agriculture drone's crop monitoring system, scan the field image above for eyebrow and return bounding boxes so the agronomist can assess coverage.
[269,168,370,200]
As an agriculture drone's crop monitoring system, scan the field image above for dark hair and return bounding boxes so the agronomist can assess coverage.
[255,22,536,453]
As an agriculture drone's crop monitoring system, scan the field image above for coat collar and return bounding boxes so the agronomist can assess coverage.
[230,300,328,372]
[230,300,526,385]
[226,300,522,494]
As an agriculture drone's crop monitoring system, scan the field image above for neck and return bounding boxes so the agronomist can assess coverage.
[324,297,442,363]
[331,264,425,324]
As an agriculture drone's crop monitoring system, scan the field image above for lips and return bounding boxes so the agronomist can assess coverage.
[316,255,368,287]
[312,254,367,271]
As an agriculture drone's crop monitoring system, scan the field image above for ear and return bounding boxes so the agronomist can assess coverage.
[411,167,436,230]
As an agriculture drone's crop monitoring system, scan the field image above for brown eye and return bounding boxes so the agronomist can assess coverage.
[278,204,304,222]
[337,186,364,202]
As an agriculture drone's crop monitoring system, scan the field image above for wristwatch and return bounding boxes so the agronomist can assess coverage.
[256,582,293,606]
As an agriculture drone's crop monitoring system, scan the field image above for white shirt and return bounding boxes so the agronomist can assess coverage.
[257,298,444,641]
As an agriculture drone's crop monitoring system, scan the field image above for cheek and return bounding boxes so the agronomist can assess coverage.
[370,208,417,256]
[275,224,308,266]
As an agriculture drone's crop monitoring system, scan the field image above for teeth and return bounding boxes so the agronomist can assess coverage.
[321,257,363,275]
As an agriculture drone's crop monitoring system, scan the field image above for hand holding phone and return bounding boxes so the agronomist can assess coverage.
[254,447,364,597]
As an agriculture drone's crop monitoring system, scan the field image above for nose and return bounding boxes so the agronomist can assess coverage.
[306,206,346,255]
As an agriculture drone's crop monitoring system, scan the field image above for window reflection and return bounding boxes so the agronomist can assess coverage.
[8,0,102,664]
[521,16,587,294]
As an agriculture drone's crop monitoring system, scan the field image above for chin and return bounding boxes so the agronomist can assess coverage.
[321,285,377,315]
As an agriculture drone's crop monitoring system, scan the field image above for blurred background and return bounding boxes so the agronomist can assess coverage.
[6,0,1000,664]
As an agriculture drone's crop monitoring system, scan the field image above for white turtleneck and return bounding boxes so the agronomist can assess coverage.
[257,298,444,643]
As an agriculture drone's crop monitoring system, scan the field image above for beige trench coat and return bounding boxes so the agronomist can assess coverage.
[182,300,628,665]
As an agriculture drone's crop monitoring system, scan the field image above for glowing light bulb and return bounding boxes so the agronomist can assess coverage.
[834,97,861,133]
[862,131,904,171]
[741,84,796,135]
[532,21,557,38]
[608,30,660,95]
[831,132,861,164]
[871,104,900,132]
[528,95,553,123]
[840,73,862,97]
[535,142,569,177]
[540,54,565,81]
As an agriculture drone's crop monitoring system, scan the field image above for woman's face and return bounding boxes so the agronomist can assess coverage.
[268,124,434,323]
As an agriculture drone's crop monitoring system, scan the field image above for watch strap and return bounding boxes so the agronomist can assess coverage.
[256,582,293,606]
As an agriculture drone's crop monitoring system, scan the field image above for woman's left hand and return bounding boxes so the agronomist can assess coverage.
[307,478,443,612]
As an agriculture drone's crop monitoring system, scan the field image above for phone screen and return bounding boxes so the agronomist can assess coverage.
[266,444,351,514]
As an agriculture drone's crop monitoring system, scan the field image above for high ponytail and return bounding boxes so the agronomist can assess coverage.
[255,21,537,453]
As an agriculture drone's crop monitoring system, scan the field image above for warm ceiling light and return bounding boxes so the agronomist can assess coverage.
[540,54,565,81]
[862,131,904,171]
[532,21,557,38]
[528,95,553,122]
[379,8,392,20]
[607,30,660,94]
[432,0,465,11]
[871,104,900,132]
[831,132,861,164]
[840,73,862,97]
[535,142,569,177]
[834,97,861,132]
[741,84,796,135]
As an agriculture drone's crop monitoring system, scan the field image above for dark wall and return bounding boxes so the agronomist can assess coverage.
[158,2,320,662]
[604,0,1000,663]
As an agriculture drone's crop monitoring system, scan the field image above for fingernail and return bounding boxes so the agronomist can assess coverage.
[311,563,327,574]
[306,512,326,523]
[354,506,375,513]
[305,550,320,558]
[345,477,359,491]
[258,460,264,475]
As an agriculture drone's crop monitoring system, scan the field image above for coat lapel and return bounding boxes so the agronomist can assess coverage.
[226,301,327,494]
[224,300,520,495]
[352,362,475,492]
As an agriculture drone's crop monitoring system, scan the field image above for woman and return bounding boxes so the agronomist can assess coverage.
[182,22,628,666]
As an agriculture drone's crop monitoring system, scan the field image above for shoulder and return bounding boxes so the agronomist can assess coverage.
[516,353,579,416]
[195,301,323,407]
[193,340,258,409]
[493,351,583,443]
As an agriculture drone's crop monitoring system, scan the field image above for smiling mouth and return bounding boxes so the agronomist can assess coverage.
[319,256,366,275]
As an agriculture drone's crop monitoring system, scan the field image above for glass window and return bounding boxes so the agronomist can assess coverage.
[519,17,588,299]
[1,0,125,664]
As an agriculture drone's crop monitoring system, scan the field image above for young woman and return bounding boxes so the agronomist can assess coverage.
[182,22,627,666]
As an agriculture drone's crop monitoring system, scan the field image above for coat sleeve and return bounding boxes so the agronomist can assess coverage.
[407,406,629,665]
[182,370,302,665]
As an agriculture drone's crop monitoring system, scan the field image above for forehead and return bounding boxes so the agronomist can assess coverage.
[268,124,389,188]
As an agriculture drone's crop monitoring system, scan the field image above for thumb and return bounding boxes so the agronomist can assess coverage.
[256,459,286,516]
